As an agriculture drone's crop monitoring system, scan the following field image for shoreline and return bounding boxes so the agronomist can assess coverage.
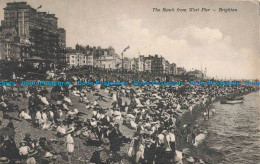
[0,85,257,163]
[175,89,258,163]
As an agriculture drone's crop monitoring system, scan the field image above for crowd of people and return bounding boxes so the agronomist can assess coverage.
[0,72,257,164]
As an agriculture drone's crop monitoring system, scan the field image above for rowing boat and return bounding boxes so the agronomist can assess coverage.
[221,99,243,104]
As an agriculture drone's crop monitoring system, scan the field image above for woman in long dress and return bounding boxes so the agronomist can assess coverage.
[66,133,74,163]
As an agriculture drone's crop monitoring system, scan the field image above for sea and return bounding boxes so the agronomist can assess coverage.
[195,91,260,164]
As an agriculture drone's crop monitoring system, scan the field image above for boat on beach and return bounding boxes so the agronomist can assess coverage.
[225,96,244,101]
[220,98,243,104]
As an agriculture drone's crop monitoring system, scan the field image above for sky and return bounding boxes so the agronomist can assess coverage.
[0,0,259,79]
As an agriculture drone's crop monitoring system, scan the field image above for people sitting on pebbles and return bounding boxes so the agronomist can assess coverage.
[0,74,254,163]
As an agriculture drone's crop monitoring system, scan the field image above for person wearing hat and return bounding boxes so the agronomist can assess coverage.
[66,119,76,134]
[165,127,176,162]
[26,149,38,164]
[80,126,90,138]
[31,139,39,149]
[112,92,117,102]
[0,135,19,162]
[144,135,156,164]
[66,115,74,125]
[154,129,170,163]
[136,122,144,134]
[39,109,47,127]
[135,136,145,164]
[90,117,98,128]
[19,140,30,160]
[65,133,74,163]
[38,137,52,152]
[107,124,123,155]
[128,135,138,158]
[32,141,47,164]
[23,133,33,149]
[156,130,165,147]
[56,121,67,137]
[35,110,42,128]
[114,109,122,123]
[74,118,84,136]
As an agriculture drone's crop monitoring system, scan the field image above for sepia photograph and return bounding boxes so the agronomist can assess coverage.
[0,0,259,163]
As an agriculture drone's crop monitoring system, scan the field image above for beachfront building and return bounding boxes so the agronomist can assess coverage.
[0,34,3,60]
[144,59,152,73]
[66,44,122,70]
[169,63,177,75]
[95,55,119,69]
[177,67,186,75]
[67,43,186,76]
[130,55,145,72]
[187,69,204,79]
[122,57,131,70]
[165,60,170,74]
[144,55,165,74]
[0,2,66,62]
[66,50,85,67]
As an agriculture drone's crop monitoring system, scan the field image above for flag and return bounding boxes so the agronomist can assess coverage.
[123,46,130,52]
[37,5,42,9]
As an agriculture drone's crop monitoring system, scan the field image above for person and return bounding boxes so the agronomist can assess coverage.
[155,142,166,164]
[135,137,145,164]
[203,111,207,120]
[212,108,216,116]
[112,92,117,102]
[42,152,53,164]
[143,136,156,164]
[191,126,197,144]
[1,136,19,162]
[185,124,192,143]
[0,110,3,126]
[38,137,52,153]
[19,141,30,160]
[108,124,122,155]
[89,146,108,164]
[35,110,42,128]
[23,133,33,149]
[207,107,210,119]
[56,121,67,137]
[26,149,38,164]
[166,127,176,161]
[65,133,74,163]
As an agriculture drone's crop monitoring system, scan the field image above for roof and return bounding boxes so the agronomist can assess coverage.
[187,70,203,74]
[4,2,33,10]
[66,48,77,53]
